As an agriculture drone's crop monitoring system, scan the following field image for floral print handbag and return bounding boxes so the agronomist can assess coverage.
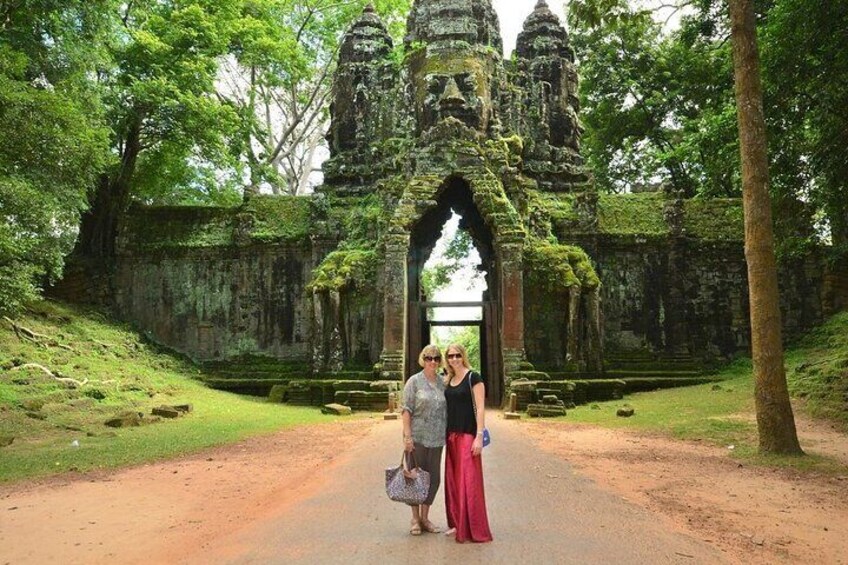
[385,451,430,504]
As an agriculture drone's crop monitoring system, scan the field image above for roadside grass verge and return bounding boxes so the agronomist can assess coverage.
[552,311,848,474]
[0,301,342,483]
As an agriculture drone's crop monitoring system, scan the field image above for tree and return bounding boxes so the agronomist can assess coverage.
[761,0,848,260]
[0,1,112,314]
[220,0,410,196]
[728,0,802,454]
[570,0,739,196]
[75,0,243,260]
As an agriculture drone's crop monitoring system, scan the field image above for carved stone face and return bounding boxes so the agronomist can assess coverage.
[409,48,497,135]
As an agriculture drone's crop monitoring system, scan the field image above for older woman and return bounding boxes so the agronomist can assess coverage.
[401,344,447,535]
[443,343,492,543]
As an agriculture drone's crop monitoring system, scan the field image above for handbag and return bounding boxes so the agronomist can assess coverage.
[468,372,491,447]
[385,451,430,505]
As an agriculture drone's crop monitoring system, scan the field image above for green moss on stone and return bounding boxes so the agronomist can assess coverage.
[121,206,238,251]
[525,241,601,291]
[598,193,669,236]
[683,198,744,241]
[308,247,378,292]
[243,195,313,244]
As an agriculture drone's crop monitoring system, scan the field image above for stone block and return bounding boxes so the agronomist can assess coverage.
[268,385,287,403]
[504,412,521,420]
[322,403,353,416]
[151,406,181,418]
[105,412,143,428]
[526,404,567,417]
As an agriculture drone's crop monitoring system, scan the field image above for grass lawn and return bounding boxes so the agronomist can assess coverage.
[0,301,342,483]
[557,310,848,474]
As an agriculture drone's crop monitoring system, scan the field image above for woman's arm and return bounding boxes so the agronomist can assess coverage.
[401,377,415,452]
[402,409,414,452]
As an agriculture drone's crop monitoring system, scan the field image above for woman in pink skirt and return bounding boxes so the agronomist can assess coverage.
[443,343,493,543]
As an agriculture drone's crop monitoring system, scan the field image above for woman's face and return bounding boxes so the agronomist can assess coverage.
[446,348,464,370]
[423,351,441,371]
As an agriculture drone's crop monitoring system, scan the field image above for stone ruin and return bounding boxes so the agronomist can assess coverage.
[69,0,846,410]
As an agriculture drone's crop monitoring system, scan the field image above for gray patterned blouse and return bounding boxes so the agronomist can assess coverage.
[402,371,447,448]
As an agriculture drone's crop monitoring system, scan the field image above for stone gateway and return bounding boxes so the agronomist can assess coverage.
[93,1,843,407]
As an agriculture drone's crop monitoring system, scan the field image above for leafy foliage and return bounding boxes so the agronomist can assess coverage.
[420,228,474,299]
[569,0,847,260]
[0,2,111,314]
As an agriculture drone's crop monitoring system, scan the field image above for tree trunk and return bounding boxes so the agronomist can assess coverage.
[728,0,803,455]
[75,118,143,259]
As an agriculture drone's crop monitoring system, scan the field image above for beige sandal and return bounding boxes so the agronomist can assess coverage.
[421,520,442,534]
[410,519,422,536]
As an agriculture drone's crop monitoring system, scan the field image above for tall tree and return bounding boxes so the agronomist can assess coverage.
[0,1,112,314]
[220,0,410,196]
[570,0,739,196]
[728,0,802,454]
[75,0,242,260]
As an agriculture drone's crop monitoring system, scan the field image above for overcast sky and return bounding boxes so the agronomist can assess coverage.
[492,0,567,57]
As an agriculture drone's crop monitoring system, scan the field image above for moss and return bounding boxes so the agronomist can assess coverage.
[243,195,313,244]
[598,193,669,236]
[121,205,238,251]
[528,191,578,226]
[525,240,600,291]
[308,246,378,292]
[683,198,744,241]
[121,195,315,252]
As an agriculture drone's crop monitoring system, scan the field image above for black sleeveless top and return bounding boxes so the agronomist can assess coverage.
[445,371,485,435]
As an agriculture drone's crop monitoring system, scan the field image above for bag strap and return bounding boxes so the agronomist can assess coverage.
[402,450,419,470]
[468,371,478,420]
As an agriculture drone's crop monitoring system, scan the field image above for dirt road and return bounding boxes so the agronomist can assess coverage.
[1,413,846,564]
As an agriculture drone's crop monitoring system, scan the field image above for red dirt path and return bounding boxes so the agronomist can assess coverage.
[1,414,846,564]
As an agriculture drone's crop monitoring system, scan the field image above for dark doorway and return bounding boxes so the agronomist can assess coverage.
[406,176,503,404]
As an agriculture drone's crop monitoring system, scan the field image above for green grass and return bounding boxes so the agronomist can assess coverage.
[0,301,341,483]
[546,312,848,474]
[785,311,848,427]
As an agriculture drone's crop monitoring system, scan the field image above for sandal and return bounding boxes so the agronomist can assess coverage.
[421,520,442,534]
[409,519,422,536]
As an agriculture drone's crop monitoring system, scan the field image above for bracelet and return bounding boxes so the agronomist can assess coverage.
[476,431,484,437]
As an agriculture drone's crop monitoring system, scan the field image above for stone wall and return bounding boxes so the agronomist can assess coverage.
[114,245,314,362]
[522,235,830,368]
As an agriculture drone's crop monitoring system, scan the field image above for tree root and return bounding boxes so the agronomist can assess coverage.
[10,363,89,388]
[2,316,76,352]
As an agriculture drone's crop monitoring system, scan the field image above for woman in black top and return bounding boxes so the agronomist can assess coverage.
[442,343,493,543]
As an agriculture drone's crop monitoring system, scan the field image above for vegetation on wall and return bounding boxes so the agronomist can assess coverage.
[525,242,601,292]
[307,247,378,293]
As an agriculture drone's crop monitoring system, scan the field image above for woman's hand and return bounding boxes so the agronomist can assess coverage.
[471,434,483,457]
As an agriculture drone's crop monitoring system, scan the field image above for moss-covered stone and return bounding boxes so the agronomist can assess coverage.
[525,241,600,291]
[683,198,744,241]
[597,193,669,236]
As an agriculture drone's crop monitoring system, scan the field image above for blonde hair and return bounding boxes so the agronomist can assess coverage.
[418,344,443,369]
[444,343,471,379]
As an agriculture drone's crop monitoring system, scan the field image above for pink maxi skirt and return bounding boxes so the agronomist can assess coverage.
[444,432,493,543]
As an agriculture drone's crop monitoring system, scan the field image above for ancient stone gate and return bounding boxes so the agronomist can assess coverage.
[103,1,844,406]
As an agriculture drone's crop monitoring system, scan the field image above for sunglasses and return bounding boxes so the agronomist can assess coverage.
[446,353,462,360]
[423,355,441,362]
